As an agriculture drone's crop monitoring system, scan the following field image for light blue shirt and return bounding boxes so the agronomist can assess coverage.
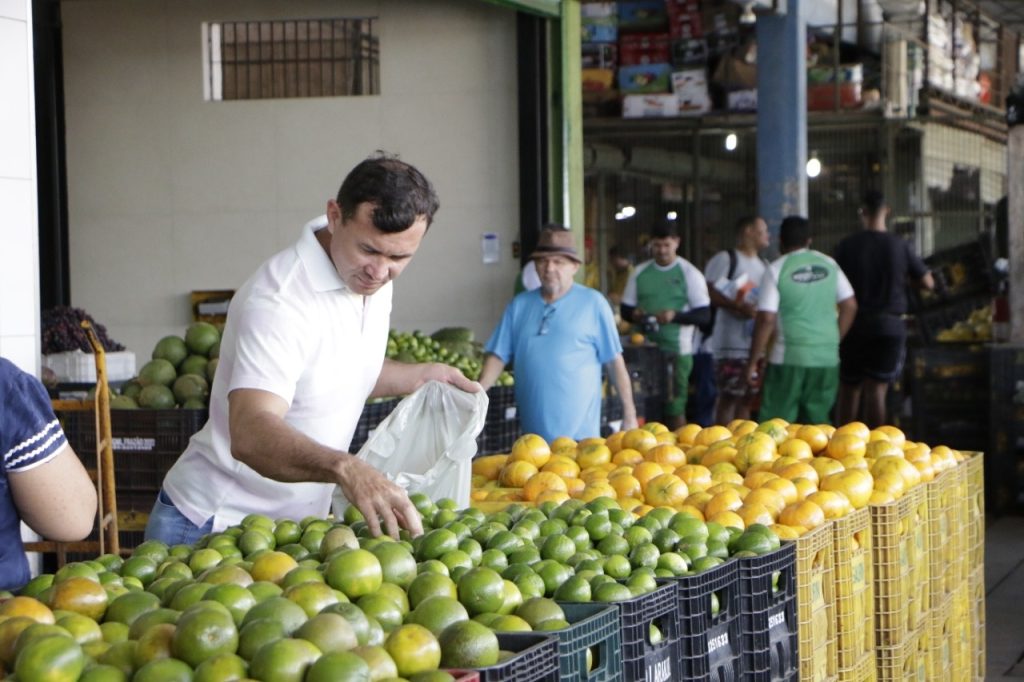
[485,284,622,442]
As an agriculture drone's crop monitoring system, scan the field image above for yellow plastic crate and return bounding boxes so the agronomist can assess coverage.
[832,507,874,672]
[925,593,955,682]
[870,484,930,647]
[838,650,876,682]
[925,467,967,604]
[951,582,973,682]
[969,565,986,681]
[963,453,985,570]
[796,521,837,681]
[875,625,928,682]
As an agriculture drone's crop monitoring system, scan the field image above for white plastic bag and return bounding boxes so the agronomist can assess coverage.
[332,381,488,515]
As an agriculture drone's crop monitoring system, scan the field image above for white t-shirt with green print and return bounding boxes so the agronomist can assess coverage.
[622,256,710,356]
[757,248,855,367]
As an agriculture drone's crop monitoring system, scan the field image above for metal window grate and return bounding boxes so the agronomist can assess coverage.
[202,18,379,101]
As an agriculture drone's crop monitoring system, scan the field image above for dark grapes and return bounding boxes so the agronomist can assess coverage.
[41,306,125,354]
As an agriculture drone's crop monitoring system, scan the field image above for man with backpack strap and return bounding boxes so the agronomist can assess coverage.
[704,216,771,424]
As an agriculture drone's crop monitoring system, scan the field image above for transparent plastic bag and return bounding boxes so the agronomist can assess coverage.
[332,381,488,514]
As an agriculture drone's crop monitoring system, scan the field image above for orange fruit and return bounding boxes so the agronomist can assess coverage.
[643,473,689,507]
[48,577,108,622]
[711,471,745,487]
[646,444,687,468]
[579,482,617,502]
[522,472,568,501]
[384,624,441,677]
[438,620,499,668]
[695,425,733,447]
[249,638,322,682]
[472,455,509,481]
[779,500,826,529]
[795,425,829,454]
[13,633,86,682]
[324,548,383,600]
[792,477,818,501]
[643,422,670,435]
[865,440,902,459]
[820,469,874,509]
[541,456,580,478]
[727,419,758,436]
[703,489,743,518]
[738,503,776,526]
[674,464,712,492]
[550,436,577,454]
[610,475,642,500]
[605,431,626,454]
[510,434,552,468]
[612,448,645,466]
[171,605,238,668]
[701,447,737,467]
[873,472,906,498]
[769,524,801,540]
[499,460,539,488]
[674,423,703,446]
[707,510,745,530]
[676,505,706,521]
[622,429,658,453]
[565,477,586,497]
[876,425,906,447]
[870,455,921,489]
[810,457,845,479]
[535,490,570,505]
[912,459,935,482]
[840,455,869,471]
[761,477,799,505]
[806,490,852,519]
[0,597,55,624]
[744,487,787,515]
[835,422,870,440]
[869,490,896,505]
[826,434,866,460]
[774,461,820,485]
[744,471,779,489]
[684,491,712,512]
[577,444,613,469]
[778,439,813,460]
[632,461,666,490]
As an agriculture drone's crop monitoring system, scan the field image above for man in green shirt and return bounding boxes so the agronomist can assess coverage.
[621,222,711,427]
[746,216,858,424]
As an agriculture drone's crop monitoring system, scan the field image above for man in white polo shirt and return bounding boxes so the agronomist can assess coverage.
[147,153,478,545]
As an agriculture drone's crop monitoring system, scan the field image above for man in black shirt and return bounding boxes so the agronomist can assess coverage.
[834,191,934,427]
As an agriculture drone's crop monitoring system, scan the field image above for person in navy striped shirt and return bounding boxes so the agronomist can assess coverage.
[1,358,97,590]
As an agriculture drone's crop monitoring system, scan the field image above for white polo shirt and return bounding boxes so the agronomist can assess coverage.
[162,217,391,529]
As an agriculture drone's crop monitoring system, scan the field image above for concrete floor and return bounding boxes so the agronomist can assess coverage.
[985,516,1024,679]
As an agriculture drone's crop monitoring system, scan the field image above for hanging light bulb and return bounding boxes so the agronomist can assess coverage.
[806,152,822,178]
[724,133,738,151]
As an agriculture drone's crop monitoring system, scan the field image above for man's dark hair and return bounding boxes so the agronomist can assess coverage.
[779,216,812,250]
[651,219,679,240]
[336,151,440,232]
[861,190,886,218]
[735,215,760,235]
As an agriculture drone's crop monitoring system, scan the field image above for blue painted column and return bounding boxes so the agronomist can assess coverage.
[756,0,807,242]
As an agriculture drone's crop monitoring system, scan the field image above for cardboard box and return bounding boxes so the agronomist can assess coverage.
[622,93,680,118]
[43,350,137,383]
[619,33,671,66]
[672,38,708,67]
[582,18,618,43]
[712,52,757,90]
[583,68,616,92]
[582,42,618,69]
[672,68,711,114]
[583,89,622,118]
[727,88,758,111]
[618,1,668,32]
[666,0,702,39]
[808,82,862,110]
[581,1,617,19]
[702,0,741,37]
[618,63,672,93]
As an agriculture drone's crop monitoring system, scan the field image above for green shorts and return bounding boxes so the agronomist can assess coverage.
[759,363,839,424]
[665,353,694,419]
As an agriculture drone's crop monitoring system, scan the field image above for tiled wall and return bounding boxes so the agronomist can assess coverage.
[0,0,40,376]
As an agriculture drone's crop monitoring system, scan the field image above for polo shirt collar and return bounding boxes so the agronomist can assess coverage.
[296,215,349,292]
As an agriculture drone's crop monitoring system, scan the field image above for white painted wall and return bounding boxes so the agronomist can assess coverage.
[0,0,41,374]
[62,0,521,357]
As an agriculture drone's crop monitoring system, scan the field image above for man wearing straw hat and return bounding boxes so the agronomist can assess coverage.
[479,225,638,442]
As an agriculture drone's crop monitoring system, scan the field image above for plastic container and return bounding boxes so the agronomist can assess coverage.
[43,349,137,383]
[477,386,520,455]
[831,508,874,675]
[875,625,927,682]
[870,484,930,647]
[794,522,837,682]
[555,603,623,681]
[836,651,875,682]
[964,453,985,566]
[445,671,480,682]
[738,543,799,682]
[59,408,208,513]
[559,581,681,682]
[474,633,559,682]
[925,467,966,605]
[969,565,986,681]
[672,559,742,681]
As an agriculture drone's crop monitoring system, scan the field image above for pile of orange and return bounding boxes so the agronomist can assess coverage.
[470,419,966,538]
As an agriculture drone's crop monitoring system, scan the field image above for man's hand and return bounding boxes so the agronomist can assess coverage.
[621,413,639,431]
[335,456,423,538]
[737,301,757,319]
[416,362,482,393]
[656,309,676,325]
[632,307,646,322]
[744,358,764,388]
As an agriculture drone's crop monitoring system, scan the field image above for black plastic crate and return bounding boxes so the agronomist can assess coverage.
[910,240,993,312]
[474,632,559,682]
[619,581,682,682]
[989,344,1024,396]
[674,560,742,682]
[59,409,207,513]
[557,603,623,681]
[913,295,992,345]
[622,345,668,401]
[477,386,521,455]
[738,543,798,682]
[909,344,990,382]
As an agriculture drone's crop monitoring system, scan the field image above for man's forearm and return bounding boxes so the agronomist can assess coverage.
[371,359,423,398]
[609,356,637,421]
[232,410,348,483]
[478,354,506,391]
[748,311,776,363]
[673,306,710,327]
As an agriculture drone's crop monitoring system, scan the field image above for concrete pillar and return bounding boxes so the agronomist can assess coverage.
[0,0,41,374]
[1009,125,1024,343]
[756,0,808,239]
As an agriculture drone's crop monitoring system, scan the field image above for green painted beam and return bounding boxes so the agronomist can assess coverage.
[561,1,583,242]
[477,0,561,18]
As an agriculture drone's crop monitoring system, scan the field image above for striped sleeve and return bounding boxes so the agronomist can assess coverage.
[2,361,67,473]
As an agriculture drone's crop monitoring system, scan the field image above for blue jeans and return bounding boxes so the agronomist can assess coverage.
[144,489,213,546]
